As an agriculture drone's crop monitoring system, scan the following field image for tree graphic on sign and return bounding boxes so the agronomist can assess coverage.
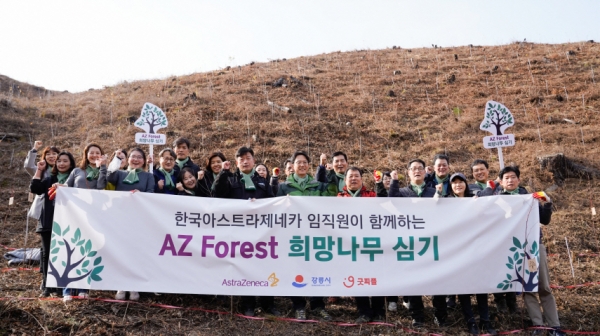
[480,101,514,135]
[497,237,539,292]
[135,103,168,134]
[48,221,104,287]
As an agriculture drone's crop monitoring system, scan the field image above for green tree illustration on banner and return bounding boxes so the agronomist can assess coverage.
[48,221,104,287]
[497,236,539,291]
[134,102,168,134]
[480,101,514,136]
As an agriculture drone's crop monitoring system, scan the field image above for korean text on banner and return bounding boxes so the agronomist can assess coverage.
[48,188,540,296]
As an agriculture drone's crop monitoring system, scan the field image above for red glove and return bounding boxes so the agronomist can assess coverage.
[487,180,496,189]
[273,167,280,176]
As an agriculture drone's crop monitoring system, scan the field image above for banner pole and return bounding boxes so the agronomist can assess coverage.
[498,147,505,169]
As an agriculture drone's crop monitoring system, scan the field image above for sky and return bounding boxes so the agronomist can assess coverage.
[1,0,598,93]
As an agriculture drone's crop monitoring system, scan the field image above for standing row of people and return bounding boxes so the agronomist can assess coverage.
[25,138,564,335]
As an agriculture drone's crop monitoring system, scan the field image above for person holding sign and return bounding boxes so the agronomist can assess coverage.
[434,173,497,335]
[424,154,452,197]
[212,147,278,317]
[30,151,76,298]
[337,167,384,324]
[389,159,447,328]
[478,166,565,336]
[172,138,200,176]
[469,159,492,196]
[107,148,155,302]
[277,151,337,197]
[154,149,179,195]
[276,151,336,321]
[61,143,107,301]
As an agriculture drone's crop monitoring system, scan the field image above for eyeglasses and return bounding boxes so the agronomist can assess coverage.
[409,167,425,172]
[294,161,309,166]
[161,157,175,162]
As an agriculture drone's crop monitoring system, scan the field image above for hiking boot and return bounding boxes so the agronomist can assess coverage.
[244,308,255,317]
[447,295,457,309]
[79,292,89,299]
[295,308,306,320]
[403,298,411,310]
[548,327,566,336]
[355,315,370,324]
[388,301,397,312]
[314,307,332,321]
[531,326,545,335]
[412,319,424,328]
[115,290,126,300]
[129,291,140,301]
[63,294,73,302]
[467,322,480,335]
[480,320,497,335]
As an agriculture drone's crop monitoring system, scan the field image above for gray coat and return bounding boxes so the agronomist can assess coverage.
[66,167,107,190]
[107,170,155,192]
[24,149,51,178]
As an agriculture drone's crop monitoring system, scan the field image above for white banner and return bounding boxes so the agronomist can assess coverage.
[47,188,541,296]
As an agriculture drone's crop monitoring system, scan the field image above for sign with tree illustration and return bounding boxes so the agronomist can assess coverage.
[480,101,516,149]
[47,221,104,288]
[134,103,167,145]
[480,101,515,168]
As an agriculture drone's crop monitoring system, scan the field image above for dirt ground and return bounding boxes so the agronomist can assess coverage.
[1,41,600,334]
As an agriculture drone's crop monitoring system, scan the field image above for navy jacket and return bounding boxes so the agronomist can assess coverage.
[153,167,180,195]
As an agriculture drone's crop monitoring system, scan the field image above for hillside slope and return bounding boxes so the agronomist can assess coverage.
[1,41,599,334]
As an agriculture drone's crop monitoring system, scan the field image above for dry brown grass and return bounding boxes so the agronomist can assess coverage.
[1,41,600,334]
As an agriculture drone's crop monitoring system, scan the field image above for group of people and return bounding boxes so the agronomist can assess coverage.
[25,138,565,336]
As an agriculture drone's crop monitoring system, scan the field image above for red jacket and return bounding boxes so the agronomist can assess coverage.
[337,185,377,198]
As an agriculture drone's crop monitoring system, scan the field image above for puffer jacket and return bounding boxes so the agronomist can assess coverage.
[276,174,337,197]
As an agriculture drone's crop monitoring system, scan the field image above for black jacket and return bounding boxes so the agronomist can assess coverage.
[375,181,388,197]
[478,185,552,239]
[30,176,58,233]
[196,170,216,197]
[180,157,201,176]
[388,180,436,198]
[213,169,274,200]
[316,165,344,192]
